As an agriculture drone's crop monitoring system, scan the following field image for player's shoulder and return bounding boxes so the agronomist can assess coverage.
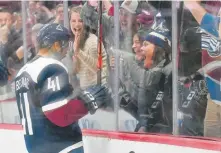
[16,57,68,83]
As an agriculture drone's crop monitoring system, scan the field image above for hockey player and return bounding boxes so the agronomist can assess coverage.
[15,23,109,153]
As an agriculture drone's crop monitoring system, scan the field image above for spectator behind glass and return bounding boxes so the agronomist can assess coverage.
[0,7,12,28]
[0,7,22,59]
[110,30,147,72]
[11,23,42,64]
[132,33,144,61]
[27,1,37,24]
[111,28,171,133]
[29,1,53,24]
[81,0,138,53]
[69,6,108,89]
[135,29,171,133]
[6,22,38,81]
[12,12,22,33]
[119,0,138,34]
[81,0,139,94]
[184,1,221,138]
[53,4,64,25]
[31,23,43,53]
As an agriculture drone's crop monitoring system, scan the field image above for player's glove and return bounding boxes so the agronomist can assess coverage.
[78,84,110,114]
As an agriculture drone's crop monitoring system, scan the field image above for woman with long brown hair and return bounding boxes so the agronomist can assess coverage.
[69,6,108,90]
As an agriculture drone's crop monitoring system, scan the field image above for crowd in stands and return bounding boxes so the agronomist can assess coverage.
[0,0,221,139]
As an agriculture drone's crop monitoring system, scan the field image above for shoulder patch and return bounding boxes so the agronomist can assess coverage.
[56,25,63,31]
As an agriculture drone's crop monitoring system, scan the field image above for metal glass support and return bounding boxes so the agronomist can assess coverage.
[21,1,28,64]
[113,1,120,131]
[63,1,69,29]
[172,1,179,135]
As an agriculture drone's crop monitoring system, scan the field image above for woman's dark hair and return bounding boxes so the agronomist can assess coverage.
[152,38,171,67]
[132,31,147,48]
[163,38,171,65]
[134,32,143,43]
[55,4,63,12]
[153,46,166,67]
[69,6,90,50]
[136,31,147,42]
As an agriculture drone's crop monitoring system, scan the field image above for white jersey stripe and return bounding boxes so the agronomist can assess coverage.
[24,92,33,135]
[42,99,68,112]
[19,93,26,135]
[59,141,83,153]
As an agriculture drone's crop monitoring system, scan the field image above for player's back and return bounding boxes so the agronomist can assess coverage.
[15,56,82,153]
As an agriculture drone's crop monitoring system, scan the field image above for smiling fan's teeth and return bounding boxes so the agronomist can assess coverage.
[74,28,81,32]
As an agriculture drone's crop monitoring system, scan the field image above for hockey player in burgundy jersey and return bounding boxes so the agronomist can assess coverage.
[15,23,110,153]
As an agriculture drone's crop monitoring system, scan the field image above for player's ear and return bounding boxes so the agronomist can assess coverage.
[51,42,62,52]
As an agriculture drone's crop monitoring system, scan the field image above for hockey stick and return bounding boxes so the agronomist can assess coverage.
[97,1,103,86]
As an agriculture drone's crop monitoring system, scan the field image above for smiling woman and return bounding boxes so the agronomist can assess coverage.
[69,6,108,90]
[1,1,221,153]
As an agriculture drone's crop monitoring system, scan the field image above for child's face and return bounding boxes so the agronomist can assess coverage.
[141,41,155,68]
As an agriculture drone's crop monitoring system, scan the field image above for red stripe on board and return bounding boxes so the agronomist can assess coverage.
[82,129,221,151]
[0,124,220,151]
[0,124,22,130]
[0,98,16,103]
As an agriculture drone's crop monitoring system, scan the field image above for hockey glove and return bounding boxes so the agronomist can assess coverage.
[118,80,139,120]
[118,80,131,107]
[78,85,110,114]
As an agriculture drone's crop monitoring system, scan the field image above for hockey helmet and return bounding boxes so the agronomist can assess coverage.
[37,23,70,49]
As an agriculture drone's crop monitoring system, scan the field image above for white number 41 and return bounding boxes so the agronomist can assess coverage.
[48,76,60,91]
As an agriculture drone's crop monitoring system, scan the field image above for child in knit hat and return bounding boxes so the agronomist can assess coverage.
[141,27,171,69]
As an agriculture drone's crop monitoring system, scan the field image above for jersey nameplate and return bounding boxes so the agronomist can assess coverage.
[16,77,30,91]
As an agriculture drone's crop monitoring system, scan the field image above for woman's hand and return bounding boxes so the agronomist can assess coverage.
[54,14,62,24]
[0,25,10,44]
[88,0,98,8]
[73,34,81,56]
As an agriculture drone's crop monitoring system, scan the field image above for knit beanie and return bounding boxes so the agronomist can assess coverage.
[145,27,171,48]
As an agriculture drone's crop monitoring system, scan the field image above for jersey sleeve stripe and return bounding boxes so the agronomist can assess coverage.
[202,61,221,73]
[59,141,83,153]
[42,99,68,112]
